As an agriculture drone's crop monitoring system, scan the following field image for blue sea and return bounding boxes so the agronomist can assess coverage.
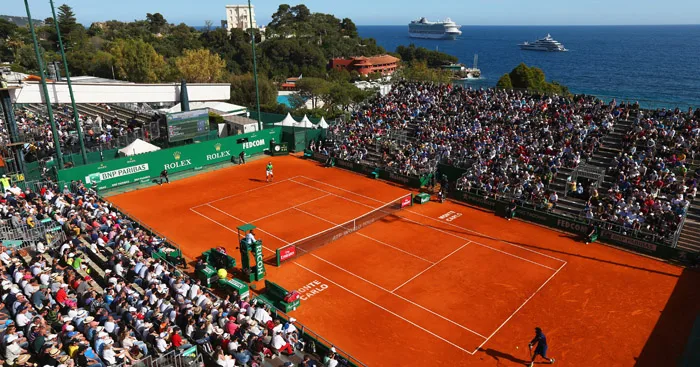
[357,25,700,108]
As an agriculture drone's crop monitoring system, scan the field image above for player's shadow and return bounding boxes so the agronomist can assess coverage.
[248,178,266,183]
[478,348,530,365]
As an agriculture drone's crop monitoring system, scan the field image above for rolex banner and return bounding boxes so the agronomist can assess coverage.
[59,128,281,190]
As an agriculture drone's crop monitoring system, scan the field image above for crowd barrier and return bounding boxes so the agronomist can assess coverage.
[307,151,431,189]
[452,189,698,265]
[56,128,281,191]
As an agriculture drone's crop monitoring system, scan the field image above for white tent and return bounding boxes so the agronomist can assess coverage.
[118,139,161,156]
[316,117,329,129]
[275,113,298,127]
[296,115,315,128]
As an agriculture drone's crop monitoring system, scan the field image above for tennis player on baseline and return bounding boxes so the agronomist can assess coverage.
[266,161,274,182]
[528,327,555,366]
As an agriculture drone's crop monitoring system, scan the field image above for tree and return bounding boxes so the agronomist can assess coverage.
[16,44,48,74]
[399,61,452,84]
[175,49,226,83]
[497,63,569,95]
[146,13,167,34]
[340,18,357,37]
[396,44,458,68]
[229,73,276,107]
[296,77,330,109]
[108,38,166,82]
[57,4,77,37]
[0,19,18,40]
[5,35,26,62]
[496,73,513,89]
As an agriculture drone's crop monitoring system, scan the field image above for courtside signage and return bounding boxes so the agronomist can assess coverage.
[85,163,149,185]
[58,128,281,190]
[279,246,296,262]
[243,139,265,149]
[401,195,412,208]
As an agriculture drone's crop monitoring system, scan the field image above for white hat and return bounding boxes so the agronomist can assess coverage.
[6,334,18,343]
[66,325,75,332]
[289,318,296,323]
[128,307,137,313]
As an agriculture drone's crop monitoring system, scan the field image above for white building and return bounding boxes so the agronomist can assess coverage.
[224,5,256,31]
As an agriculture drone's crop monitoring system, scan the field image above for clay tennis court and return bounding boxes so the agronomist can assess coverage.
[108,156,700,367]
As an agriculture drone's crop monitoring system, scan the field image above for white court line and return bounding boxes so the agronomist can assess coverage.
[299,175,566,266]
[192,176,299,208]
[293,261,477,355]
[297,176,385,204]
[290,179,377,210]
[291,207,434,264]
[202,204,289,252]
[399,216,559,271]
[188,207,274,253]
[307,252,488,339]
[392,242,471,293]
[355,233,434,264]
[288,206,487,339]
[405,209,567,264]
[472,262,568,354]
[248,194,332,223]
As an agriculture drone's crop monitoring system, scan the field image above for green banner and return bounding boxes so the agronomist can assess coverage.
[58,128,281,190]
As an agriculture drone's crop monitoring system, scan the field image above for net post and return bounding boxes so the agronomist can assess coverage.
[275,248,281,267]
[410,193,414,206]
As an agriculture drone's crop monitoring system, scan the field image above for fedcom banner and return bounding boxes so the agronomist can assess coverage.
[58,128,281,190]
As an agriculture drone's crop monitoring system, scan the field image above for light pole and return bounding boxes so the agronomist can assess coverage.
[24,0,63,169]
[248,0,262,131]
[50,0,88,165]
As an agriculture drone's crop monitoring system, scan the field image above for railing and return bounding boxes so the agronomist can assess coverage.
[454,185,683,248]
[0,219,66,244]
[115,346,203,367]
[270,307,368,367]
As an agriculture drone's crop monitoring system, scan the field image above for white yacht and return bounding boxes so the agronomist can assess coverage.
[408,17,462,40]
[519,34,568,52]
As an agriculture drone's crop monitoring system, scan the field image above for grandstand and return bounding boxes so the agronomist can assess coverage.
[1,78,699,367]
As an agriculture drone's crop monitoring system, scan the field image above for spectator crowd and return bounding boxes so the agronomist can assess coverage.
[0,180,339,367]
[1,104,149,167]
[585,106,699,237]
[326,81,699,239]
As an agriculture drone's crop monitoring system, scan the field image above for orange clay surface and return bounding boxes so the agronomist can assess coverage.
[108,156,700,367]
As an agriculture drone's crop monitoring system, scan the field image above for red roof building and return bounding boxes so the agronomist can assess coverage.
[281,76,301,90]
[329,55,400,76]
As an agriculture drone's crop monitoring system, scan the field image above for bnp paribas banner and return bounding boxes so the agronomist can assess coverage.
[59,128,280,190]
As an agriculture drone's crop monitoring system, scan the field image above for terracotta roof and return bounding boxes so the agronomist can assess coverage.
[367,55,399,65]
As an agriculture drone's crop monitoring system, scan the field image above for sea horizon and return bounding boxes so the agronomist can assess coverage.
[358,24,700,108]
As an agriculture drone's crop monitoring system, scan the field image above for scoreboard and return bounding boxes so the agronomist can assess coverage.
[166,109,210,142]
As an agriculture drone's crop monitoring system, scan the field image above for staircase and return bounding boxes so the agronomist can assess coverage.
[551,118,634,217]
[678,203,700,253]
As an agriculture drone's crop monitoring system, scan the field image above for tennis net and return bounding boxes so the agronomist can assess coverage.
[275,193,413,265]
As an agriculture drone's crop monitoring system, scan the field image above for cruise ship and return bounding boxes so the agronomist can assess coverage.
[408,17,462,40]
[519,34,568,52]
